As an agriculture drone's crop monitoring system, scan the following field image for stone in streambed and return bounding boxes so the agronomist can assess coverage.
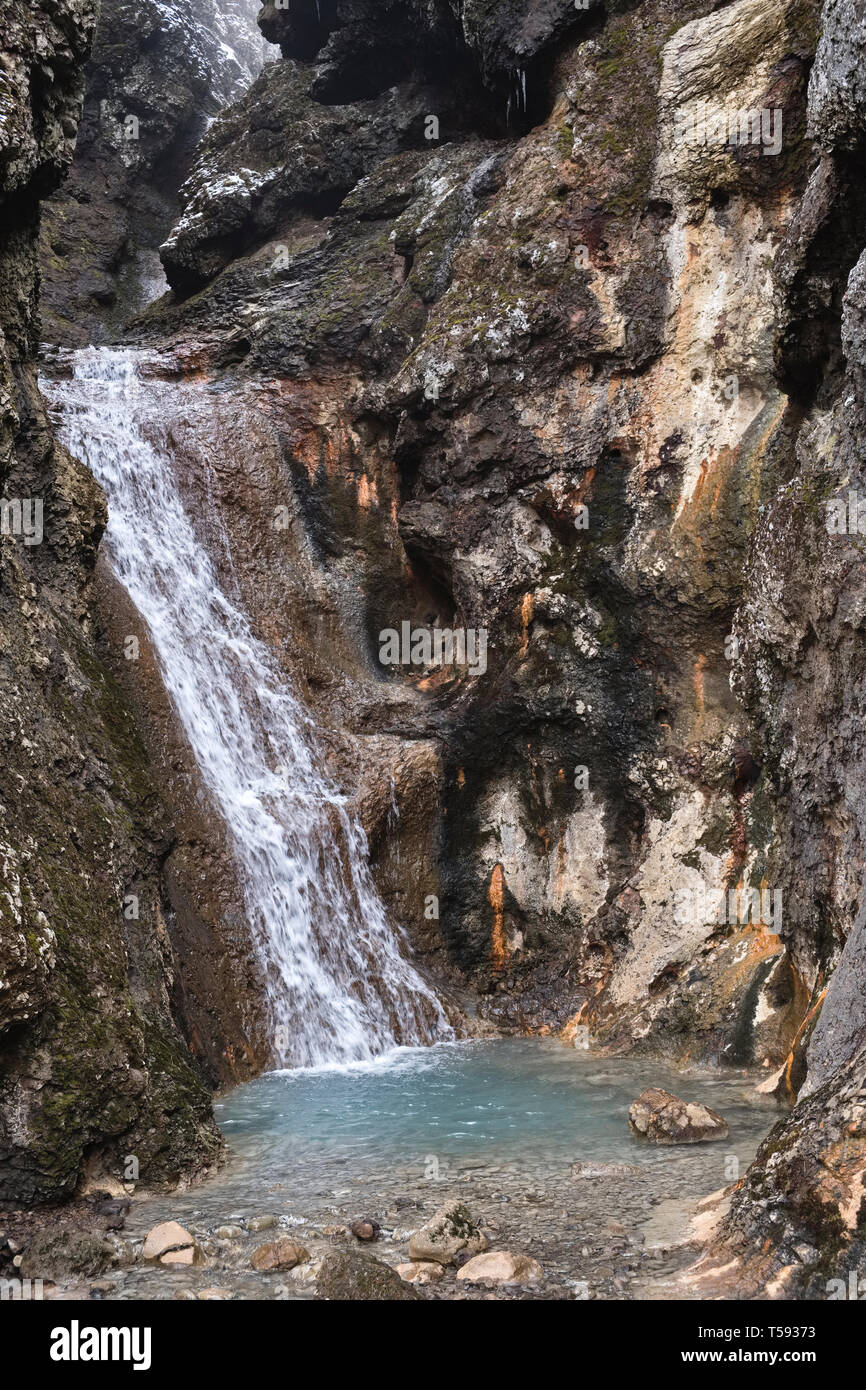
[141,1221,200,1266]
[456,1251,543,1285]
[351,1219,380,1241]
[317,1248,425,1300]
[396,1261,444,1285]
[250,1239,309,1272]
[408,1202,487,1265]
[19,1230,112,1281]
[628,1088,728,1144]
[247,1214,277,1232]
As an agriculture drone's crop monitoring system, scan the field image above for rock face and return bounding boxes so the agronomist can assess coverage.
[0,1,222,1204]
[408,1203,488,1264]
[129,0,817,1071]
[39,0,266,345]
[690,0,866,1295]
[628,1088,729,1144]
[5,0,866,1300]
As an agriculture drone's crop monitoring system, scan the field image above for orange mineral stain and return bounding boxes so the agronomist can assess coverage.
[489,864,509,971]
[517,592,535,658]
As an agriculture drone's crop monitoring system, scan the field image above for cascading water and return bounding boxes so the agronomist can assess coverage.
[43,346,451,1067]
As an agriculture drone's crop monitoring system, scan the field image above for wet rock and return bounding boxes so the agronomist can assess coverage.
[0,0,213,1211]
[247,1215,277,1232]
[250,1239,309,1272]
[703,1049,866,1298]
[83,1192,131,1229]
[351,1219,380,1241]
[40,0,267,345]
[396,1260,445,1285]
[408,1203,488,1265]
[213,1224,245,1240]
[282,1259,320,1289]
[316,1249,425,1301]
[198,1287,235,1300]
[19,1231,112,1282]
[142,1221,199,1265]
[456,1251,543,1285]
[628,1089,729,1145]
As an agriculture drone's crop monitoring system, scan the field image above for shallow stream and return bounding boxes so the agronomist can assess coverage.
[103,1039,779,1300]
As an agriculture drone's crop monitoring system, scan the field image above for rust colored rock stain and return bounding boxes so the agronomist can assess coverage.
[489,863,509,972]
[357,473,378,509]
[560,981,605,1043]
[781,987,828,1102]
[517,591,535,658]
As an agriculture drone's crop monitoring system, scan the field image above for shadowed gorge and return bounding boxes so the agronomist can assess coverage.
[0,0,864,1314]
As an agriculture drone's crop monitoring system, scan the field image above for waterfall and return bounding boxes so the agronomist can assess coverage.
[43,347,451,1068]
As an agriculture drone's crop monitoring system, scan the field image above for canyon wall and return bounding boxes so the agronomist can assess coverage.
[1,0,863,1297]
[0,1,222,1205]
[40,0,266,346]
[134,0,864,1289]
[138,0,820,1072]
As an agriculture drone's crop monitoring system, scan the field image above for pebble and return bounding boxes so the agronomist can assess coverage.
[247,1215,277,1232]
[351,1219,380,1241]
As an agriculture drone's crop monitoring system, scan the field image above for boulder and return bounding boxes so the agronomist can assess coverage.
[250,1239,309,1272]
[19,1230,112,1281]
[408,1202,487,1265]
[628,1088,729,1144]
[316,1249,424,1300]
[141,1221,199,1265]
[456,1251,543,1285]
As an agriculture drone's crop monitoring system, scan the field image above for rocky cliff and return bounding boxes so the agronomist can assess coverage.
[0,0,222,1205]
[39,0,266,346]
[136,0,818,1069]
[131,0,863,1291]
[2,0,864,1297]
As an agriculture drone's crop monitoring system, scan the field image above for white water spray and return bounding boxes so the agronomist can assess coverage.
[43,347,451,1067]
